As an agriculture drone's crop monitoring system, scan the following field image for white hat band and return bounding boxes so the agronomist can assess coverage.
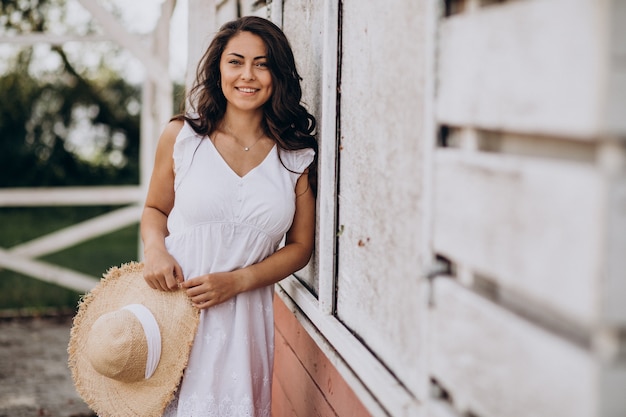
[122,304,162,379]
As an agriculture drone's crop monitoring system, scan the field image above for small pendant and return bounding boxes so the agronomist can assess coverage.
[244,147,250,151]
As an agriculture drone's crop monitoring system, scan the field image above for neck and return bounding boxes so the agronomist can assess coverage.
[221,108,264,136]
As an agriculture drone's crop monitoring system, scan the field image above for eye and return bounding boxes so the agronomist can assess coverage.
[255,62,269,68]
[228,59,242,65]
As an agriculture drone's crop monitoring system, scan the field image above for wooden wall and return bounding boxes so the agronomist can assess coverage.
[429,1,626,415]
[183,1,626,416]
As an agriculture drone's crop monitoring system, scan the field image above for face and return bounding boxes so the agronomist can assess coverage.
[219,31,273,114]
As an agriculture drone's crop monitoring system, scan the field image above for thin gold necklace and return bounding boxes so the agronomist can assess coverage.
[223,125,264,151]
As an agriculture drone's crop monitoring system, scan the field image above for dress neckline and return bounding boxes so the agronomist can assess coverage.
[206,137,277,179]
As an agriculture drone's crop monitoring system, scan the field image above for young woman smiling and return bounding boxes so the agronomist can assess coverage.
[140,16,317,416]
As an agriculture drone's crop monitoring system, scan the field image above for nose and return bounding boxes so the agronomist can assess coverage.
[241,63,255,81]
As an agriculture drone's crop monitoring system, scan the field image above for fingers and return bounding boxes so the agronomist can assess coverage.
[192,300,214,310]
[174,264,184,284]
[179,276,198,290]
[164,269,179,290]
[179,272,237,309]
[144,278,158,290]
[187,292,218,310]
[143,264,185,292]
[181,277,213,308]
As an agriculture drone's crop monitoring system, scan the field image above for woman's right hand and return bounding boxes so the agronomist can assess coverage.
[143,248,184,291]
[140,121,185,292]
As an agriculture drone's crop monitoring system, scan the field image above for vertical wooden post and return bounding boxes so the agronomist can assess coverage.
[186,0,217,98]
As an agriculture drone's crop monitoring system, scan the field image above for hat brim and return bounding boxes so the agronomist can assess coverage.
[68,262,199,417]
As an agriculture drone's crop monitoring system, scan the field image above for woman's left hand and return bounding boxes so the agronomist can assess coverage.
[181,271,243,309]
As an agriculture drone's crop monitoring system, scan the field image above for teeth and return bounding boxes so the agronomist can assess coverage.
[238,88,256,93]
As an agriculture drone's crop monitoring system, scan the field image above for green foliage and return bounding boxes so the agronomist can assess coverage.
[0,0,141,187]
[0,0,63,33]
[0,47,141,187]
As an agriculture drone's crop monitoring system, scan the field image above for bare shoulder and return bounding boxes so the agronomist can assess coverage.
[154,120,185,157]
[161,119,185,143]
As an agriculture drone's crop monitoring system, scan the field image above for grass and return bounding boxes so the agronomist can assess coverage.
[0,206,139,312]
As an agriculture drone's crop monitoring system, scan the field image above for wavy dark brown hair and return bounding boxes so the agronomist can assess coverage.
[173,16,318,193]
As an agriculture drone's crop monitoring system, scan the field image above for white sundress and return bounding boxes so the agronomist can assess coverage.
[161,122,315,417]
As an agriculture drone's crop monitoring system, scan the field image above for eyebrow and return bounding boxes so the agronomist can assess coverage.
[226,52,267,60]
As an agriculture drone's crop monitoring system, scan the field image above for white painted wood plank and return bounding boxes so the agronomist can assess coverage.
[603,173,626,324]
[316,0,340,315]
[8,205,141,258]
[269,0,283,27]
[186,0,216,95]
[278,277,422,417]
[336,0,428,397]
[436,0,606,138]
[0,186,143,206]
[605,1,626,135]
[0,249,98,293]
[430,277,596,417]
[599,363,626,417]
[427,400,462,417]
[433,149,603,325]
[282,0,326,297]
[139,0,174,188]
[216,0,238,26]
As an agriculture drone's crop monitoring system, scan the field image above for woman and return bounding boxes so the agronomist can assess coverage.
[140,16,317,416]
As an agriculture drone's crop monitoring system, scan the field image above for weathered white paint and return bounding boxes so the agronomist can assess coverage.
[0,186,143,206]
[185,0,216,93]
[335,0,428,396]
[283,0,340,312]
[436,0,609,138]
[282,0,326,297]
[216,0,238,27]
[432,148,603,325]
[605,0,626,135]
[426,400,462,417]
[140,0,175,188]
[315,0,340,315]
[277,0,626,416]
[598,142,626,325]
[599,362,626,416]
[431,277,596,417]
[0,248,97,293]
[419,0,441,286]
[8,205,141,258]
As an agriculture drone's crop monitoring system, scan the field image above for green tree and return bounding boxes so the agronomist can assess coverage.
[0,0,141,187]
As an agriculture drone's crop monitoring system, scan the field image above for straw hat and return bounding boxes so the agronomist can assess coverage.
[68,262,199,417]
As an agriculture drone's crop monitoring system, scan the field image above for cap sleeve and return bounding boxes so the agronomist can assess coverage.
[173,121,203,190]
[280,147,316,174]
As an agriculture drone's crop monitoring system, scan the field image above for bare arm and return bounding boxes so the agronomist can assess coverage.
[182,170,316,309]
[141,120,185,291]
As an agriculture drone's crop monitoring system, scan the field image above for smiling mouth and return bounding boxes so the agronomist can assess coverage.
[236,87,258,93]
